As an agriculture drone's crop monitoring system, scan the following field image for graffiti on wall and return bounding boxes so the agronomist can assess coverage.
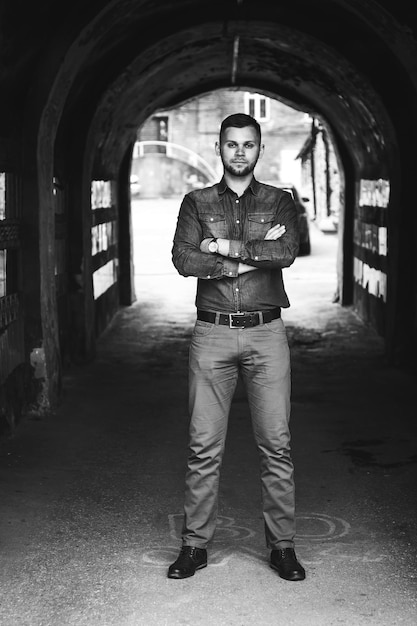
[354,221,387,257]
[354,179,389,300]
[91,180,112,209]
[359,178,390,208]
[353,258,387,301]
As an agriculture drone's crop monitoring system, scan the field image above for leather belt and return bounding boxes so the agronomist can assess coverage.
[197,307,281,329]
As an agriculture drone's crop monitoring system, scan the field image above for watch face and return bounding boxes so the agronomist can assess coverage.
[208,240,218,253]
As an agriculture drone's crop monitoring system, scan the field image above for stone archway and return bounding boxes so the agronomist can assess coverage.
[27,1,417,408]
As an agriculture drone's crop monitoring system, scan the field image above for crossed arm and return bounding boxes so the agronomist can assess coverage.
[200,223,286,274]
[172,192,299,279]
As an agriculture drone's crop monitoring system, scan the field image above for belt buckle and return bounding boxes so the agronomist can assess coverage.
[229,312,246,328]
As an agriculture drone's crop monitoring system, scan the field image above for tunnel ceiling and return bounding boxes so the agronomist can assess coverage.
[1,1,417,177]
[91,19,397,174]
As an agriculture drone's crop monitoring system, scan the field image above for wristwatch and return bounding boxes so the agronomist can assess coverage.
[208,237,219,254]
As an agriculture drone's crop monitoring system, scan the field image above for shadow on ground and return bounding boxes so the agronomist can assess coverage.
[0,292,416,625]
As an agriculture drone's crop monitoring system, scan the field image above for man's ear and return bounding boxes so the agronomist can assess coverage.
[259,143,265,160]
[215,141,221,156]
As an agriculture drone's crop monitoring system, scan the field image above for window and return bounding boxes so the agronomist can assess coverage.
[244,93,270,122]
[156,116,168,142]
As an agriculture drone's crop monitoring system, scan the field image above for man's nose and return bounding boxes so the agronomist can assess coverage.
[235,145,245,154]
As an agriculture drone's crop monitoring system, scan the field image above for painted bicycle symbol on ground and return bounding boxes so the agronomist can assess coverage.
[296,512,350,541]
[141,512,383,568]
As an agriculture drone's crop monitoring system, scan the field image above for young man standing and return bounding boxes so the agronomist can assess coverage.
[169,113,305,582]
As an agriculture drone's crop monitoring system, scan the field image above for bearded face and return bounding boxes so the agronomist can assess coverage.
[216,126,264,178]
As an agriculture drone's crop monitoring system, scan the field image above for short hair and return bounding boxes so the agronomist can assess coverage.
[219,113,261,142]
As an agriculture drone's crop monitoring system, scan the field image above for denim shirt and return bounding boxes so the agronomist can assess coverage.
[172,177,300,312]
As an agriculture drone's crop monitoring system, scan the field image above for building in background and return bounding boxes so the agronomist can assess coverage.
[297,118,342,233]
[132,89,312,199]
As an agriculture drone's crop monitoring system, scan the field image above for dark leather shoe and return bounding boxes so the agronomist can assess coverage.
[167,546,207,579]
[270,548,306,581]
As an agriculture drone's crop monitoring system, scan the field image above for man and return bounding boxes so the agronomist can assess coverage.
[169,113,305,582]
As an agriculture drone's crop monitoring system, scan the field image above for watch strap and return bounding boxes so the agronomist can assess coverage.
[208,237,218,253]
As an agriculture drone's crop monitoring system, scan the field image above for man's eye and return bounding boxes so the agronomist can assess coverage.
[245,143,255,149]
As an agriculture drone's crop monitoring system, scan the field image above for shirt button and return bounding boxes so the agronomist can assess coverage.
[210,217,214,221]
[235,199,239,204]
[255,256,259,260]
[235,288,239,292]
[261,218,265,223]
[236,219,240,224]
[234,252,239,256]
[207,275,211,278]
[229,272,233,275]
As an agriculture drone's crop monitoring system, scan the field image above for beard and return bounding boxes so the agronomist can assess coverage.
[222,159,258,178]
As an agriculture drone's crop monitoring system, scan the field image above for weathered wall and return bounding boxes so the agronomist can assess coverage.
[353,179,390,336]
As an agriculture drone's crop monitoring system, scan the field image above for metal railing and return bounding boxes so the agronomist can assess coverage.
[133,141,218,184]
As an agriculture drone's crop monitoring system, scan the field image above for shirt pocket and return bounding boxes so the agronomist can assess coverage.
[248,212,275,239]
[199,211,228,238]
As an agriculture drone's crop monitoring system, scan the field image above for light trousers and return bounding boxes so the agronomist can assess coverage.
[182,316,296,550]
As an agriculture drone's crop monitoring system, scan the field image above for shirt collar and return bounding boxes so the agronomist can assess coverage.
[218,176,260,196]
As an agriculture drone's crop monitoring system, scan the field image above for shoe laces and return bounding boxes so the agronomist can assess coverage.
[182,546,199,557]
[279,548,295,560]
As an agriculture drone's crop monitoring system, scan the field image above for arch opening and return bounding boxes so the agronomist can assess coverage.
[59,17,397,361]
[31,3,412,409]
[130,88,342,327]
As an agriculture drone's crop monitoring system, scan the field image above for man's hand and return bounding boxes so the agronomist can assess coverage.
[264,224,286,240]
[238,263,258,274]
[237,224,286,274]
[200,224,285,258]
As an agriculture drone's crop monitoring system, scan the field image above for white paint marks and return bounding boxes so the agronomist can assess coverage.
[353,258,387,301]
[359,178,390,208]
[141,512,385,567]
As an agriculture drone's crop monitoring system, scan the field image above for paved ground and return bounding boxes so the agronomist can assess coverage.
[1,202,416,625]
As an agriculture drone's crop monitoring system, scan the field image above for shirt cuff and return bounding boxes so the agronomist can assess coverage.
[228,239,244,260]
[222,258,239,278]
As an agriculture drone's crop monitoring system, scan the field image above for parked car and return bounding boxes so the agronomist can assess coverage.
[275,182,311,255]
